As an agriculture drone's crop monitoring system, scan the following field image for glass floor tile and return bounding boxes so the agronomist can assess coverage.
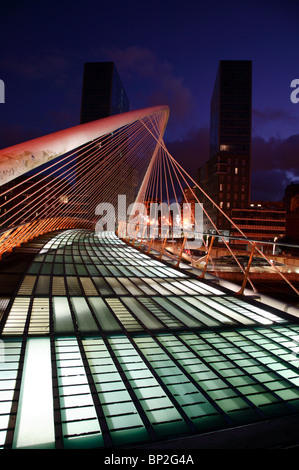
[0,229,299,449]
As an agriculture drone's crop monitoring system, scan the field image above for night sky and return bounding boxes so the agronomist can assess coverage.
[0,0,298,201]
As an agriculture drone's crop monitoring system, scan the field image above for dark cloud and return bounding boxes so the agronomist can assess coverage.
[0,124,42,148]
[166,127,210,179]
[253,107,299,127]
[165,127,299,201]
[250,133,299,199]
[252,107,299,141]
[1,52,72,83]
[250,169,294,201]
[252,134,299,174]
[46,109,78,130]
[102,46,195,139]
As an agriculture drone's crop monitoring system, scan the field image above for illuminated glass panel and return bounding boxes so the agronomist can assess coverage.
[198,297,255,325]
[105,278,128,295]
[88,298,122,332]
[133,336,224,431]
[80,277,98,296]
[128,278,157,295]
[121,297,164,330]
[17,276,36,295]
[188,280,224,295]
[153,297,202,328]
[91,277,113,295]
[53,297,74,333]
[52,277,66,295]
[138,297,185,329]
[157,280,186,295]
[2,298,31,335]
[13,338,55,449]
[227,297,286,325]
[0,298,9,323]
[185,296,235,325]
[66,277,82,295]
[28,298,49,335]
[141,278,173,295]
[118,277,144,296]
[0,339,21,448]
[40,264,52,275]
[83,337,149,446]
[109,337,189,437]
[70,297,98,333]
[35,275,50,295]
[55,338,103,449]
[105,298,141,332]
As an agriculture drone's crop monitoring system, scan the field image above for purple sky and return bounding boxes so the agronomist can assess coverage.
[0,0,298,201]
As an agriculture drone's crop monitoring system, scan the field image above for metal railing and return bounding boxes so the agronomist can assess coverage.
[116,220,299,297]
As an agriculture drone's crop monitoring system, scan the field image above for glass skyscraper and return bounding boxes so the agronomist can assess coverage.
[210,60,252,159]
[80,62,129,124]
[198,60,252,233]
[77,62,135,220]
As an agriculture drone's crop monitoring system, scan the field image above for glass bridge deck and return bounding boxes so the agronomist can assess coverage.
[0,229,299,449]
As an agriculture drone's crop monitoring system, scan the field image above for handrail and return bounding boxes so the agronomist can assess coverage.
[117,220,299,297]
[118,220,299,249]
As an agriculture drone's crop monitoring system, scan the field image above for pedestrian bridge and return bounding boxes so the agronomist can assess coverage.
[0,105,299,449]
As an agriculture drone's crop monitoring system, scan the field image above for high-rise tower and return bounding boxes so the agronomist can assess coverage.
[77,62,133,222]
[80,62,129,124]
[198,60,252,233]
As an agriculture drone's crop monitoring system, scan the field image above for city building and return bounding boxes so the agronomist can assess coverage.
[80,62,129,123]
[230,201,286,251]
[78,62,136,220]
[197,60,252,235]
[284,182,299,213]
[284,182,299,245]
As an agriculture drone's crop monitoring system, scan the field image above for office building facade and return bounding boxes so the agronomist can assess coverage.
[230,201,286,251]
[80,62,129,124]
[198,60,252,234]
[78,63,136,221]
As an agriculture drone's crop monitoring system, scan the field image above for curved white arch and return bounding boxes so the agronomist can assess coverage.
[0,105,169,186]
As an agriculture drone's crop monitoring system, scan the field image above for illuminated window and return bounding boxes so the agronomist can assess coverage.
[220,144,230,151]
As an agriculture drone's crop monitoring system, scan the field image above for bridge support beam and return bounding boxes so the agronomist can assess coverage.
[236,242,257,296]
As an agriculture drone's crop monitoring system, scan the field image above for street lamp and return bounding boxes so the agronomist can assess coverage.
[273,237,278,255]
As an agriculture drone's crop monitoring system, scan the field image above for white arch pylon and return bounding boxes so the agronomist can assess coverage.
[0,105,169,186]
